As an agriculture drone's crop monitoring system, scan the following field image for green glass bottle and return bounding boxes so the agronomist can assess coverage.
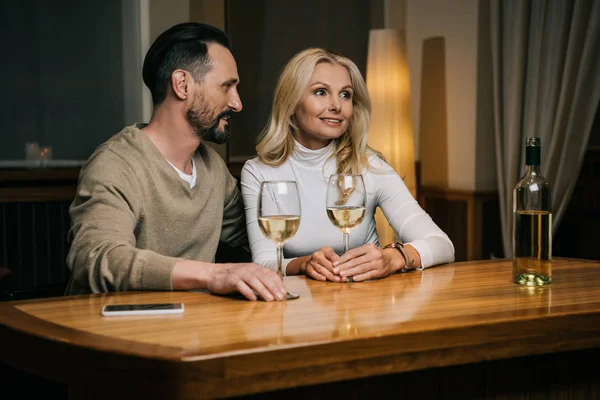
[512,137,552,286]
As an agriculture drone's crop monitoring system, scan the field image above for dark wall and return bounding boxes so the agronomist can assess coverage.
[553,102,600,261]
[0,0,125,160]
[225,0,382,161]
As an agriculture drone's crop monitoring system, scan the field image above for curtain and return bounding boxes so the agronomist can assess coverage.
[489,0,600,257]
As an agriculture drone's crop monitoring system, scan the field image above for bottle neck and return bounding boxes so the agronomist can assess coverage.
[526,164,541,174]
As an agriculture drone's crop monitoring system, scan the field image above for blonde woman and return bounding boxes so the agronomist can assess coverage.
[241,48,454,282]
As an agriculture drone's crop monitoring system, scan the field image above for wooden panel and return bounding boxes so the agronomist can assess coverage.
[479,196,503,259]
[419,37,449,189]
[422,195,468,261]
[419,186,502,261]
[0,168,80,182]
[234,348,600,400]
[0,186,76,203]
[0,167,79,203]
[1,258,600,399]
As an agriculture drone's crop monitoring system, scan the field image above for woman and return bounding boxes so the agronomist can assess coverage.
[241,48,454,283]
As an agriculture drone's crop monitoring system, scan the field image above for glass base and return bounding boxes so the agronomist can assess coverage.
[514,273,551,286]
[284,291,300,300]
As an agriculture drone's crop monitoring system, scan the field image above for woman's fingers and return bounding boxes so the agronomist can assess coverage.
[306,265,327,281]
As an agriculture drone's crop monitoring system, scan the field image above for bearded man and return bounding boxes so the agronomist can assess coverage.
[65,23,286,302]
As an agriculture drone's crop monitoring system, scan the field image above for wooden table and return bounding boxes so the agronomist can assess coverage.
[1,258,600,399]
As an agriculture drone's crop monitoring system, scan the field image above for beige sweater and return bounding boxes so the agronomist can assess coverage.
[65,125,246,295]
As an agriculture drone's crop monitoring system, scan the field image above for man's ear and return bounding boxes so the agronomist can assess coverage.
[171,70,188,100]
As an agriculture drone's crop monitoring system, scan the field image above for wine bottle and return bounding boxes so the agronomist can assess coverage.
[512,137,552,286]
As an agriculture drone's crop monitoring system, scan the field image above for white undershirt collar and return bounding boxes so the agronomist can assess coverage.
[167,158,197,188]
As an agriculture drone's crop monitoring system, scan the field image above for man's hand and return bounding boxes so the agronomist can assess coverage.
[172,260,287,301]
[207,263,287,301]
[304,246,341,282]
[333,244,401,282]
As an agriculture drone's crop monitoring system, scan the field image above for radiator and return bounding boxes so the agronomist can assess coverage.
[0,201,71,298]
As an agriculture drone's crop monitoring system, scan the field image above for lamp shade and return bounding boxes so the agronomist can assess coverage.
[366,29,416,244]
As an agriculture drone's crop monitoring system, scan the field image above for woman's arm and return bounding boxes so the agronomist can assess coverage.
[373,158,455,268]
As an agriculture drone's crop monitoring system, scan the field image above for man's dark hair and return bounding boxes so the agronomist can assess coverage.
[142,22,231,106]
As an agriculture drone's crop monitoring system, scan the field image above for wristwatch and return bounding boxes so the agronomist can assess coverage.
[383,242,415,273]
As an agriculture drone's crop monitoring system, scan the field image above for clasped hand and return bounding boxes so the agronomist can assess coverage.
[305,244,400,282]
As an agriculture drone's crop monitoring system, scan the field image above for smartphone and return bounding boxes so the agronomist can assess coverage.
[101,303,184,316]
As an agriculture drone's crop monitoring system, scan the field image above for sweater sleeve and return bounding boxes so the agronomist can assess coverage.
[220,171,249,249]
[240,161,294,273]
[370,157,455,269]
[66,150,180,294]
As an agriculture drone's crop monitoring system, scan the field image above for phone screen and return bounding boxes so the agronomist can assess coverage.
[104,303,182,312]
[101,303,184,316]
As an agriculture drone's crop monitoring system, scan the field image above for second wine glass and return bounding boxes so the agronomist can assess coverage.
[326,174,366,253]
[258,181,301,300]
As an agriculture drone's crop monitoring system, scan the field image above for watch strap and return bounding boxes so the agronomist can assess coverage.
[383,242,415,272]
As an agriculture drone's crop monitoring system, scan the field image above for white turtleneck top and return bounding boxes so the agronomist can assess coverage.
[240,140,455,273]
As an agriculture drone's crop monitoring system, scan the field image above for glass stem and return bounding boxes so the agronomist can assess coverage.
[276,244,284,280]
[343,232,349,253]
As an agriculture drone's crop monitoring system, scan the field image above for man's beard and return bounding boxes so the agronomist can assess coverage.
[186,98,233,145]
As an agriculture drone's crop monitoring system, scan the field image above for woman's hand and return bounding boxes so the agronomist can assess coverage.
[333,244,403,282]
[304,246,342,282]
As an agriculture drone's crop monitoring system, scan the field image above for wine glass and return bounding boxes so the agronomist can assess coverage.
[258,181,301,300]
[326,174,366,253]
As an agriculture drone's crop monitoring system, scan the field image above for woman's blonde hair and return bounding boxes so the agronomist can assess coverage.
[256,48,380,174]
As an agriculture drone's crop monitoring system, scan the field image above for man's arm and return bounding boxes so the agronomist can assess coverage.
[219,173,248,248]
[66,151,180,294]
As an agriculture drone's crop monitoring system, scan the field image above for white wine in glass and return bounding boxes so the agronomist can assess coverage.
[258,181,301,300]
[326,174,366,253]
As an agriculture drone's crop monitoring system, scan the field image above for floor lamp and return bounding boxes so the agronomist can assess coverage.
[366,28,417,245]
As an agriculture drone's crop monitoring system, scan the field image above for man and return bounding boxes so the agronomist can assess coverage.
[65,23,287,301]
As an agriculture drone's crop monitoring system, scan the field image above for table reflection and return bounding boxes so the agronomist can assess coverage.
[234,265,456,345]
[514,284,552,316]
